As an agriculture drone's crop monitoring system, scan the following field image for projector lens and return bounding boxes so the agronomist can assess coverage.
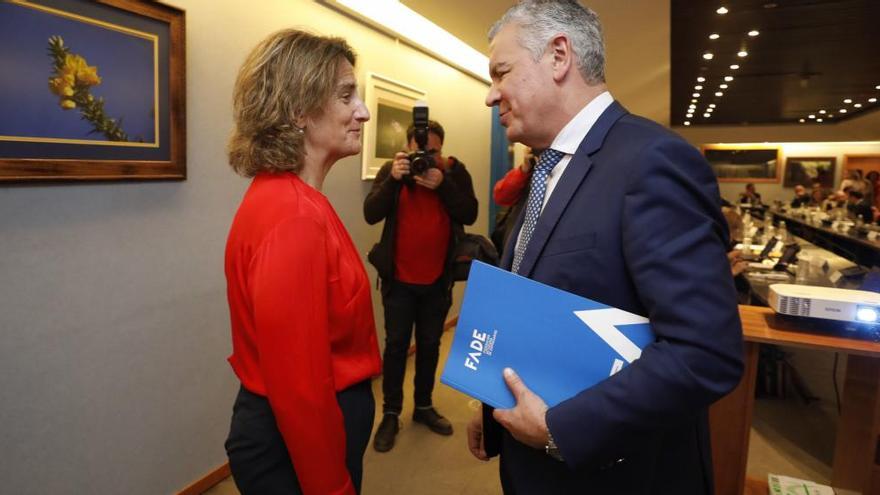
[856,307,878,323]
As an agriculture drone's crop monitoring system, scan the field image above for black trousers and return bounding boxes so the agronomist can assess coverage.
[381,278,451,414]
[225,380,374,495]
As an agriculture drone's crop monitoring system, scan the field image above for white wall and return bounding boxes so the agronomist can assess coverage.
[0,1,491,493]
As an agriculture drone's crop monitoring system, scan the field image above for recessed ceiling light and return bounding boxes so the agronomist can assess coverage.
[704,113,711,117]
[854,103,863,108]
[737,50,748,58]
[717,6,729,14]
[819,110,826,114]
[709,104,717,108]
[840,109,847,113]
[730,64,740,70]
[719,84,728,89]
[697,76,706,82]
[695,85,703,90]
[869,98,878,103]
[724,76,734,81]
[703,52,714,60]
[691,99,698,103]
[876,85,880,90]
[748,30,760,37]
[844,98,852,104]
[715,91,723,97]
[816,118,823,122]
[689,103,696,108]
[799,119,805,123]
[693,93,701,97]
[808,114,816,119]
[707,109,714,114]
[709,33,720,40]
[684,121,691,126]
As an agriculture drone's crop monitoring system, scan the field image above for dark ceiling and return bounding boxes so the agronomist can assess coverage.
[671,0,880,127]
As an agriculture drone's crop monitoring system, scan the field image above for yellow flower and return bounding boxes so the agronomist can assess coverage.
[60,99,76,110]
[48,75,74,97]
[63,53,101,86]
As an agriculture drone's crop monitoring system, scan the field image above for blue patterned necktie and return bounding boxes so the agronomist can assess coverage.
[511,148,565,274]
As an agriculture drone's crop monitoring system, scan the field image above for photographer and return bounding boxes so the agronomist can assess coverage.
[364,118,478,453]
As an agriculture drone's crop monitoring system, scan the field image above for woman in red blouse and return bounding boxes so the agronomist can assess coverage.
[223,29,380,495]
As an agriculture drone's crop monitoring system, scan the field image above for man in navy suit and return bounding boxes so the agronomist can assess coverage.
[466,1,744,493]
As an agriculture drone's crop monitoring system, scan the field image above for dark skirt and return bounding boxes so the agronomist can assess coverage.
[224,380,375,495]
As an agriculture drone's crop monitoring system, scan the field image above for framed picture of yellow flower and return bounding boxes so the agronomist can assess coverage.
[0,0,185,181]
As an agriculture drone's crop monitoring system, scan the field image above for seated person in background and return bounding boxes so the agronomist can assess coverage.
[721,205,743,246]
[810,180,827,206]
[838,169,866,198]
[739,182,763,206]
[847,189,874,223]
[867,171,880,209]
[790,184,810,208]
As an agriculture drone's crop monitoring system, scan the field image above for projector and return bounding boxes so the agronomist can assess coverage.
[768,284,880,326]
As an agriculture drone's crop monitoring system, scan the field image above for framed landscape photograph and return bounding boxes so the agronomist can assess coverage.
[783,157,836,188]
[703,145,780,183]
[362,72,426,180]
[0,0,185,182]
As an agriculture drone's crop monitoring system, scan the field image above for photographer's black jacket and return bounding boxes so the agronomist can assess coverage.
[364,157,478,293]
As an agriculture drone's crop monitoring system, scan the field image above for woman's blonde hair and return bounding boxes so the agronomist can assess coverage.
[228,29,356,176]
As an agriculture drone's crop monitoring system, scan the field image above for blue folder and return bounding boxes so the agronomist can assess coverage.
[440,261,655,409]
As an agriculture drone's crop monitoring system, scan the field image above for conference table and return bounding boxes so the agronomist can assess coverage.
[710,305,880,495]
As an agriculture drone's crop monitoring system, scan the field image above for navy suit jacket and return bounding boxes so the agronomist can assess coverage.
[483,101,743,494]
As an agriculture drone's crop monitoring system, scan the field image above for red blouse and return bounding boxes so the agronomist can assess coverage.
[493,165,530,207]
[225,172,381,495]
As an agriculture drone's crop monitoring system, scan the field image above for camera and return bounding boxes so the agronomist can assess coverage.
[405,102,435,183]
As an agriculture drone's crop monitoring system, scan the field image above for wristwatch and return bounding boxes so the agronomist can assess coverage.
[545,430,564,462]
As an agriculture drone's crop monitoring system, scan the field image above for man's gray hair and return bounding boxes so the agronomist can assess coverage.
[488,0,605,85]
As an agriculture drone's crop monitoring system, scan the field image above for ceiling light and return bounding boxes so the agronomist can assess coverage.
[854,103,863,108]
[707,108,714,112]
[748,30,760,37]
[876,85,880,90]
[724,76,734,81]
[869,98,878,103]
[844,98,852,104]
[695,85,703,90]
[691,99,698,103]
[709,104,717,108]
[703,52,714,60]
[684,121,691,126]
[819,110,826,114]
[840,109,847,113]
[715,91,724,97]
[329,0,490,82]
[808,114,816,119]
[717,6,729,14]
[703,113,711,118]
[799,119,805,123]
[816,118,823,122]
[709,34,720,40]
[730,64,740,70]
[693,93,701,97]
[719,84,728,89]
[697,76,706,82]
[737,50,748,58]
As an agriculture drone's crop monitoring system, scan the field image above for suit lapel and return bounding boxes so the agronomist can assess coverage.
[516,101,629,277]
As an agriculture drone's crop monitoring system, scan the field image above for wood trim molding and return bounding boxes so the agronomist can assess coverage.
[176,463,230,495]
